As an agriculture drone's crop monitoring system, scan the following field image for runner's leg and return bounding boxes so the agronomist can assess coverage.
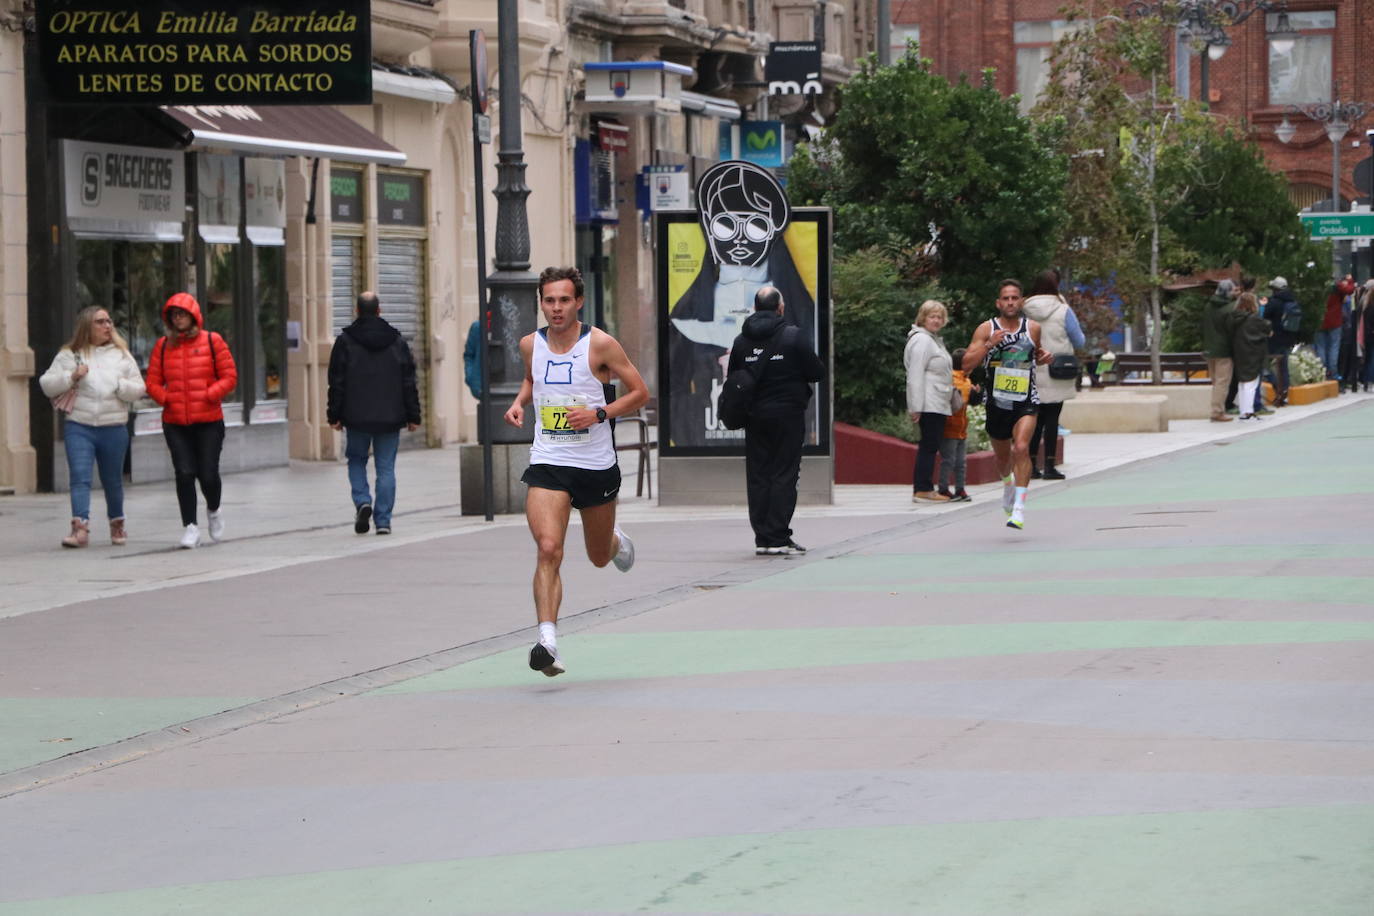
[1010,414,1036,487]
[526,486,573,624]
[579,499,619,568]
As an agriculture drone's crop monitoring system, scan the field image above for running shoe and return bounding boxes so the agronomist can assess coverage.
[528,641,565,677]
[1002,482,1015,516]
[612,527,635,572]
[1007,506,1025,530]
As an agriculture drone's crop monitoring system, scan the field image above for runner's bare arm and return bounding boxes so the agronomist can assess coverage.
[503,335,535,427]
[963,322,992,372]
[566,330,650,430]
[1029,321,1052,364]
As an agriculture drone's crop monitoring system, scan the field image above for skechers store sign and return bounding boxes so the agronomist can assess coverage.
[36,0,371,105]
[63,140,186,241]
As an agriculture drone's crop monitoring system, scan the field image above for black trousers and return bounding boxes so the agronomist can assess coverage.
[745,412,805,548]
[1029,401,1064,465]
[912,411,946,492]
[163,420,225,526]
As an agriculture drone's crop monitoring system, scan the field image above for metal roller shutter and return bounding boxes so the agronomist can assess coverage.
[331,236,361,336]
[376,237,427,447]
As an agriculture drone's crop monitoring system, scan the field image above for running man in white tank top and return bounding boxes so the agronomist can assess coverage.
[961,278,1051,531]
[504,266,650,677]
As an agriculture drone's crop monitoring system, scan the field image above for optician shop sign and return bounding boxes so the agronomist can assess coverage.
[35,0,371,106]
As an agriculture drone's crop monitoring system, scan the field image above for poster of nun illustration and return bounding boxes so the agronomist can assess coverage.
[656,160,831,455]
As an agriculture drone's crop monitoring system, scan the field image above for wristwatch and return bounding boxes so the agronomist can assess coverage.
[595,407,608,423]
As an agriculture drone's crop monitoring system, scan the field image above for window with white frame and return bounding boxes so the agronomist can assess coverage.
[1267,10,1334,105]
[891,23,920,60]
[1014,20,1082,114]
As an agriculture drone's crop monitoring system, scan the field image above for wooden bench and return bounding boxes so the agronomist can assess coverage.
[1097,352,1208,385]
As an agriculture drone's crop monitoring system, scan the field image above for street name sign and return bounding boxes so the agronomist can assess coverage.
[1299,213,1374,239]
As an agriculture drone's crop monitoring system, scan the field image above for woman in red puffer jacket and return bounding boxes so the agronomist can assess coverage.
[146,292,238,549]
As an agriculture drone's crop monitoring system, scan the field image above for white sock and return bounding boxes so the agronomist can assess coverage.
[538,622,557,649]
[1014,486,1028,509]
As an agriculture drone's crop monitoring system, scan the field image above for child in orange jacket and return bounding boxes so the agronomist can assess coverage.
[938,348,975,501]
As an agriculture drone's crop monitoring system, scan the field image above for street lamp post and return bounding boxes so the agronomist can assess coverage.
[1275,92,1373,279]
[1124,0,1297,106]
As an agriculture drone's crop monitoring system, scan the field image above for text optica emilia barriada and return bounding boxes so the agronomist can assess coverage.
[45,11,360,35]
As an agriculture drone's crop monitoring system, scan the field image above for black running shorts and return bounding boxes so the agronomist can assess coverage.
[984,400,1039,441]
[521,463,622,509]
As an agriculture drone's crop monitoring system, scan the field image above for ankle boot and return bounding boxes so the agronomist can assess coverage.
[1042,460,1066,480]
[1030,462,1043,479]
[61,518,89,549]
[110,518,127,546]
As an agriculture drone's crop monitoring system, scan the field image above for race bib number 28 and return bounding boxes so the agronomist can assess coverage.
[992,367,1030,402]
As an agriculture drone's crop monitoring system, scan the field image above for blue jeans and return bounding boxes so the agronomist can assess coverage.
[64,421,128,521]
[345,428,400,527]
[1314,328,1342,378]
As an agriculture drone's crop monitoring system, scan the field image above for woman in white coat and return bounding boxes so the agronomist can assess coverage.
[1020,270,1085,480]
[39,306,146,547]
[904,299,954,502]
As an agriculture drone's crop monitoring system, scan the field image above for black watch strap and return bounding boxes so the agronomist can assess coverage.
[596,407,608,423]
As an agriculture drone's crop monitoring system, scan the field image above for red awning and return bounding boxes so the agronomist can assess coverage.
[160,105,405,165]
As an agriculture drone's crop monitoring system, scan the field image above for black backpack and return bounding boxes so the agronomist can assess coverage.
[718,326,792,430]
[1281,299,1303,334]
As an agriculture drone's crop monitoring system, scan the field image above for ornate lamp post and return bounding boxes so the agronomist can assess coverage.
[1275,91,1373,279]
[1124,0,1297,105]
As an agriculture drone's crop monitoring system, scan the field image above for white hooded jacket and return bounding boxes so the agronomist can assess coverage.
[39,344,146,427]
[904,325,953,416]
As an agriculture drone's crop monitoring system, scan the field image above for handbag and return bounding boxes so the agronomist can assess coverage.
[1048,353,1081,380]
[51,355,81,413]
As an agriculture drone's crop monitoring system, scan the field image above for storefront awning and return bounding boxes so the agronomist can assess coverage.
[681,91,742,121]
[159,105,406,165]
[371,67,456,105]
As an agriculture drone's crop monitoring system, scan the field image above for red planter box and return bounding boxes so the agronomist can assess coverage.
[834,422,1063,486]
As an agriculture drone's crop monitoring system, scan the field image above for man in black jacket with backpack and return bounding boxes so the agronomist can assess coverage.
[726,286,826,556]
[327,291,422,535]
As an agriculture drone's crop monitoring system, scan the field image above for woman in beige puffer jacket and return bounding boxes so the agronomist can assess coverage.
[1020,270,1085,480]
[39,306,146,547]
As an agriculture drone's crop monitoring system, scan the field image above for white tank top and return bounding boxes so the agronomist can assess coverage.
[528,324,616,470]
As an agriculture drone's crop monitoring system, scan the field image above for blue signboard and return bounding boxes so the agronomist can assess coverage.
[738,120,784,168]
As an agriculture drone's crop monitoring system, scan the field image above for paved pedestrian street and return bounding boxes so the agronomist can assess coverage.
[2,402,1372,915]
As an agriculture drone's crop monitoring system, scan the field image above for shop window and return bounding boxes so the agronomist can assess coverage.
[891,24,919,60]
[203,242,242,403]
[1014,20,1082,114]
[254,246,286,402]
[75,239,180,371]
[1268,11,1334,105]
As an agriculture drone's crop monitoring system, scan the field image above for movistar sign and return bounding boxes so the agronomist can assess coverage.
[739,120,783,168]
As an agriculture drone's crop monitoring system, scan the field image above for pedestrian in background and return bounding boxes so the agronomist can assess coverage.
[1343,279,1374,393]
[1261,277,1297,407]
[729,285,825,554]
[463,317,483,401]
[937,347,975,502]
[39,306,146,548]
[146,293,237,549]
[1203,279,1237,422]
[327,291,421,536]
[1230,293,1271,421]
[905,299,953,502]
[1317,274,1356,381]
[1021,269,1085,477]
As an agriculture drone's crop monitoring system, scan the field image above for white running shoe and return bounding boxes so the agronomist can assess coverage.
[612,527,635,572]
[1002,482,1016,516]
[179,523,200,549]
[207,510,224,542]
[1007,506,1025,530]
[528,641,566,677]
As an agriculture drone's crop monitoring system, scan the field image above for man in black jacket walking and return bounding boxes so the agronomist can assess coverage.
[727,286,826,556]
[327,291,421,535]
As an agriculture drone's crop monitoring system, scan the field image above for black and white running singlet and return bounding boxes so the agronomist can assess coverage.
[982,317,1040,409]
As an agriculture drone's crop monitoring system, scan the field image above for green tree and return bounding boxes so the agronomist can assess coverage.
[789,49,1067,334]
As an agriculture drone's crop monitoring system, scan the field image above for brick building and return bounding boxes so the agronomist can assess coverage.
[891,1,1374,226]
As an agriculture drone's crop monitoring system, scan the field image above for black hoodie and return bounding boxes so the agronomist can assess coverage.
[327,314,422,432]
[725,310,825,418]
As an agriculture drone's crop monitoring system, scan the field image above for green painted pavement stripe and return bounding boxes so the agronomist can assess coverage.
[0,698,255,774]
[1039,404,1374,508]
[754,575,1374,604]
[3,805,1370,915]
[375,620,1374,692]
[741,545,1370,588]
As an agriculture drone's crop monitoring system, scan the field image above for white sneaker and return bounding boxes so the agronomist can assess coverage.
[207,510,224,542]
[612,527,635,572]
[1002,482,1016,516]
[179,523,200,549]
[1007,506,1025,530]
